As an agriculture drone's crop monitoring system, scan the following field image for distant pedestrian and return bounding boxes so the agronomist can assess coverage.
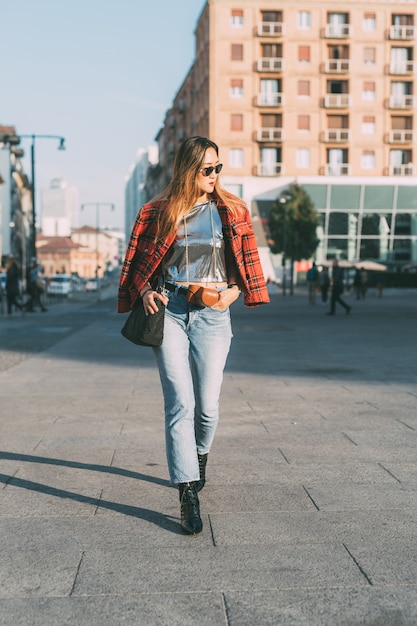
[306,262,319,304]
[353,269,362,300]
[319,266,330,304]
[360,269,368,299]
[327,259,351,316]
[26,261,47,312]
[376,272,386,298]
[5,257,24,315]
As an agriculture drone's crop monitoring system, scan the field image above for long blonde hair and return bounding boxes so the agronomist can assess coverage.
[153,136,245,240]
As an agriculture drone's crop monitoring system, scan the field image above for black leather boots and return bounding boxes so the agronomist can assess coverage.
[178,482,202,535]
[178,454,208,534]
[195,453,208,492]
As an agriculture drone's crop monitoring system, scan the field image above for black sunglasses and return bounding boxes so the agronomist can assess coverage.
[199,163,223,177]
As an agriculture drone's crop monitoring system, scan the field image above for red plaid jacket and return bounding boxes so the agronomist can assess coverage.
[118,199,270,312]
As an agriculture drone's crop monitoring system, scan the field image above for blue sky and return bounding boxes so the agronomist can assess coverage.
[1,0,206,230]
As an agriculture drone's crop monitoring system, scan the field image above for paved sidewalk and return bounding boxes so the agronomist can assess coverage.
[0,289,417,625]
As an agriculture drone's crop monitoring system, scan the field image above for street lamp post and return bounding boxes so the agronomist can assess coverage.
[19,134,66,263]
[81,202,115,300]
[279,192,290,296]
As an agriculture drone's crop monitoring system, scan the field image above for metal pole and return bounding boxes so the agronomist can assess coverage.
[80,202,114,301]
[96,203,101,301]
[30,136,36,262]
[18,134,65,265]
[282,204,287,296]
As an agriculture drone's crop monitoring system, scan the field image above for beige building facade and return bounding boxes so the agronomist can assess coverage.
[150,0,417,268]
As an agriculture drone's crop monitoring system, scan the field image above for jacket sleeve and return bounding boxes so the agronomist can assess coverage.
[222,206,270,307]
[118,204,175,313]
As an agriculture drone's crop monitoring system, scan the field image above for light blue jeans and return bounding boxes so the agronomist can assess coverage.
[153,289,232,484]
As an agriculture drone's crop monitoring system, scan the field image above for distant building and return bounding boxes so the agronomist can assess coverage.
[151,0,417,270]
[0,125,32,271]
[41,178,79,237]
[36,235,94,278]
[72,225,120,277]
[125,146,158,242]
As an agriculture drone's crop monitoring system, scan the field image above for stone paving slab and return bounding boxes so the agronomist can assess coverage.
[223,587,417,626]
[345,540,417,586]
[305,483,417,511]
[209,509,417,546]
[71,544,367,596]
[0,548,82,598]
[205,459,398,485]
[0,480,101,518]
[0,594,228,626]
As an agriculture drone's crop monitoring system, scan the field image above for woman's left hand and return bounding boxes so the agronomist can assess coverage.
[211,286,240,311]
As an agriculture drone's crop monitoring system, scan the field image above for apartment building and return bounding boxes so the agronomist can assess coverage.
[151,0,417,267]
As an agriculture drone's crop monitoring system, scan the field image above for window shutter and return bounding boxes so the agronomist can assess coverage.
[231,114,243,131]
[298,80,310,96]
[231,44,243,61]
[298,45,310,62]
[298,115,310,130]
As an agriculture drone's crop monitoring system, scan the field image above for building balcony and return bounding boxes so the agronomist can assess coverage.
[323,129,351,143]
[257,21,285,37]
[388,130,414,143]
[324,23,351,38]
[257,162,284,176]
[257,92,284,107]
[389,25,415,40]
[324,94,352,108]
[388,61,414,75]
[388,95,414,109]
[324,59,351,73]
[323,164,351,176]
[257,57,284,72]
[388,164,414,176]
[257,128,285,142]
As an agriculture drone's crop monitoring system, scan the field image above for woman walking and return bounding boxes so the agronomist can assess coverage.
[118,136,269,534]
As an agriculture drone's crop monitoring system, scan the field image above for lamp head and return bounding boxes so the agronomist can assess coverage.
[58,138,66,150]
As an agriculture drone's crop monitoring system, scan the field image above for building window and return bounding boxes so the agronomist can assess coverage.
[230,78,243,98]
[364,47,376,65]
[362,116,375,134]
[260,147,281,175]
[297,11,311,30]
[327,13,350,37]
[231,114,243,131]
[362,81,376,101]
[296,148,310,168]
[231,44,243,61]
[259,78,282,105]
[363,13,376,31]
[390,47,413,74]
[298,115,310,131]
[298,45,310,62]
[361,150,375,169]
[229,148,244,168]
[298,80,310,97]
[231,9,243,27]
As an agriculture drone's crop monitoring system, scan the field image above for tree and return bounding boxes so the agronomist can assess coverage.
[268,183,320,293]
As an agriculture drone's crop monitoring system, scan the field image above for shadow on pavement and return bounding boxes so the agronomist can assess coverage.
[0,451,179,533]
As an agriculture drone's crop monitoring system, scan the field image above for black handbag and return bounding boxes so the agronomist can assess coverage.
[121,298,165,347]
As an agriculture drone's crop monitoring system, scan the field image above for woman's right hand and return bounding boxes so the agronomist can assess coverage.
[142,289,168,316]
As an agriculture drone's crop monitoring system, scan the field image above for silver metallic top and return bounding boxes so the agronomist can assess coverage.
[165,201,227,283]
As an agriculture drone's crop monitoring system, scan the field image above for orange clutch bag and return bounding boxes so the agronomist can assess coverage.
[186,284,220,307]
